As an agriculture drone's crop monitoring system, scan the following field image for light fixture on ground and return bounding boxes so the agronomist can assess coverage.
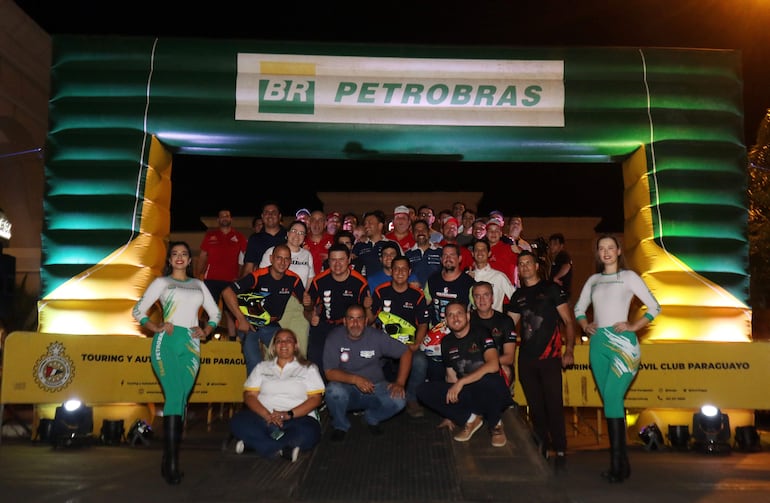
[692,404,731,455]
[52,399,94,448]
[667,424,691,450]
[638,423,664,451]
[734,425,761,452]
[127,419,154,446]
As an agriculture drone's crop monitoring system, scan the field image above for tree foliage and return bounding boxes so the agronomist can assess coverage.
[748,109,770,308]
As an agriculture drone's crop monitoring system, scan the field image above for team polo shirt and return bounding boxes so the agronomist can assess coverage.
[230,267,304,320]
[352,238,400,277]
[372,283,431,328]
[200,228,247,281]
[385,231,416,253]
[404,244,443,287]
[488,240,518,285]
[322,326,409,384]
[304,233,334,275]
[307,269,368,323]
[244,228,288,267]
[243,358,325,421]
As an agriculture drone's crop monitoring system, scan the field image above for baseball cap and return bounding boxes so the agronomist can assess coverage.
[295,208,310,218]
[442,217,460,228]
[326,211,341,220]
[393,205,410,215]
[488,211,505,225]
[486,218,502,227]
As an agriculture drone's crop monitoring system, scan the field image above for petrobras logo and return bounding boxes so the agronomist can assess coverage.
[235,54,564,127]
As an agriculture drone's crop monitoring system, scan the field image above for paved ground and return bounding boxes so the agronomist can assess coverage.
[1,404,770,503]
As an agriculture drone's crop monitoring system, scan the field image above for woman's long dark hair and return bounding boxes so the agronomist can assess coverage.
[162,241,194,277]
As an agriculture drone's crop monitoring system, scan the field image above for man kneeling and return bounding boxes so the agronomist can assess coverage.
[323,304,412,441]
[417,300,513,447]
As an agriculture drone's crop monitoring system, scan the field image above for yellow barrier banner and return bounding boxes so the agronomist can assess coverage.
[1,332,245,404]
[555,342,770,409]
[3,333,770,410]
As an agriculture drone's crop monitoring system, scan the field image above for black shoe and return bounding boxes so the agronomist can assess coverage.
[330,429,346,442]
[554,453,567,475]
[368,424,384,436]
[280,446,300,462]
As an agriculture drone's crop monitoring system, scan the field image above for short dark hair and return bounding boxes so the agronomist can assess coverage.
[328,242,351,257]
[549,233,565,244]
[518,250,536,260]
[379,241,401,257]
[363,210,386,224]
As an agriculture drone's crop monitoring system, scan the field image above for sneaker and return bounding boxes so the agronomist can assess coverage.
[406,401,425,418]
[234,439,245,454]
[281,446,300,463]
[491,422,507,447]
[453,415,483,442]
[330,429,346,442]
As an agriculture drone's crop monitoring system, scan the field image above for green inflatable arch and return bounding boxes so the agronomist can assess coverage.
[40,36,750,341]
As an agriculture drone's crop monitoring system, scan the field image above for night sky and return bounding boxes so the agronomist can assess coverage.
[15,0,769,231]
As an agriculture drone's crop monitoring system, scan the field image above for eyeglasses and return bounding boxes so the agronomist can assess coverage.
[289,229,306,236]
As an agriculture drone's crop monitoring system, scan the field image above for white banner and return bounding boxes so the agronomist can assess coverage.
[236,54,564,126]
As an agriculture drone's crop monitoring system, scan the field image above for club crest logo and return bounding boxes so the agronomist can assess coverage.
[33,341,75,392]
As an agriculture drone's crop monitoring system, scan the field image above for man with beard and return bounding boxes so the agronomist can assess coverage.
[505,250,575,474]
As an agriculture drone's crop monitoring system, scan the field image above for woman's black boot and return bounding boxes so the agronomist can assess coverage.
[601,417,626,483]
[162,415,183,485]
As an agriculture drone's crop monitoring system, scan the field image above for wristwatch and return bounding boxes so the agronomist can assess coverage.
[287,409,294,419]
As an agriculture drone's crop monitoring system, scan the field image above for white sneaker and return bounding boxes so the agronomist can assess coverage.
[235,439,245,454]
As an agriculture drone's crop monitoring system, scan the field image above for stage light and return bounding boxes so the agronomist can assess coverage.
[734,425,761,452]
[127,419,154,447]
[667,424,691,450]
[638,423,664,451]
[692,404,731,455]
[52,399,94,448]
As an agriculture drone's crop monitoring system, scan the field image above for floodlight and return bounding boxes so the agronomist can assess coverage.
[692,404,731,455]
[52,399,94,448]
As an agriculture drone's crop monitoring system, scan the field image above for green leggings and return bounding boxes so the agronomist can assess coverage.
[150,326,200,416]
[589,327,640,419]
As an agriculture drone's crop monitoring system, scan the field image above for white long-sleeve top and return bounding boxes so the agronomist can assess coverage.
[574,269,661,327]
[133,276,221,342]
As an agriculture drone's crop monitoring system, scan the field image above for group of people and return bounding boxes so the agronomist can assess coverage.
[132,201,660,486]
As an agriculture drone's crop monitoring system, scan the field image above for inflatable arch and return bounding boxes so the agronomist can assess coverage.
[41,37,750,341]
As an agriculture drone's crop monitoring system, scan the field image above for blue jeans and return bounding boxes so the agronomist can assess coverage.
[229,408,321,459]
[408,351,445,401]
[240,323,280,376]
[325,381,406,431]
